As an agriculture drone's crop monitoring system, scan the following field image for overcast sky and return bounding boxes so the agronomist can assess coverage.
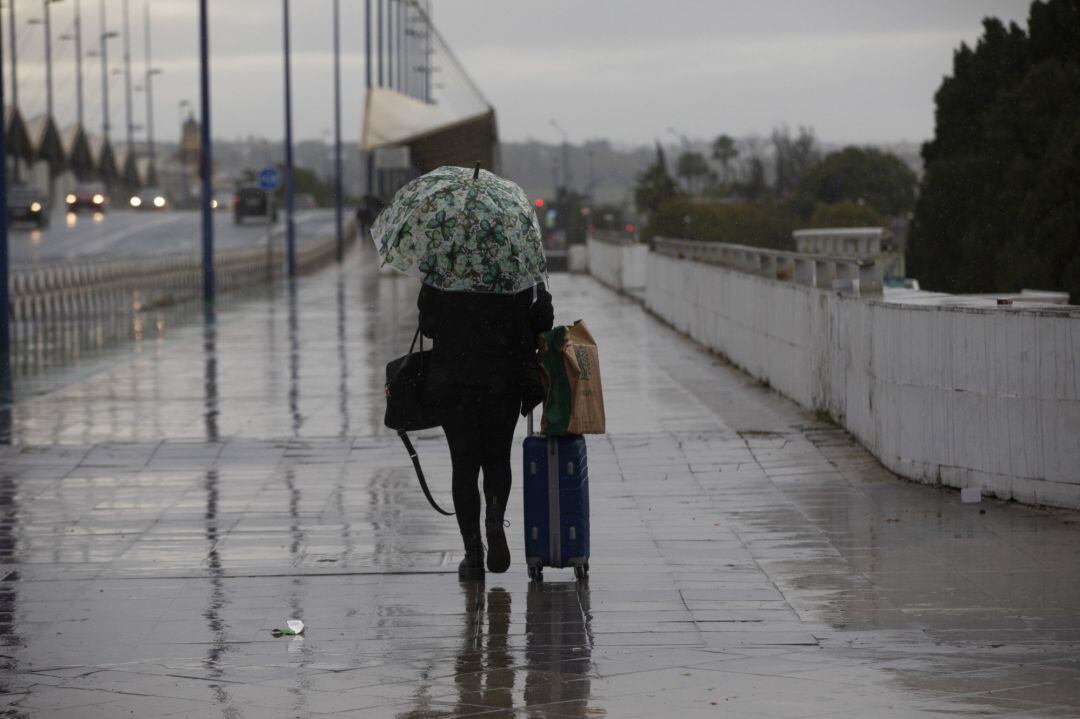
[10,0,1033,147]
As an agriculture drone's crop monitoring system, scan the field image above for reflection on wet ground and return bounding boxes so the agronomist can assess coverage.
[0,244,1078,717]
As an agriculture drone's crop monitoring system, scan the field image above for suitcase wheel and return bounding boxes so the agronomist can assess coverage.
[528,564,543,582]
[574,563,589,581]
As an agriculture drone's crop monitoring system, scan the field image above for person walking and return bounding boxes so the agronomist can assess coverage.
[418,281,552,578]
[372,165,552,581]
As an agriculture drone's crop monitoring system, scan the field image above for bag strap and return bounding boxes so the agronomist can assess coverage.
[390,327,425,387]
[408,326,423,354]
[398,430,454,516]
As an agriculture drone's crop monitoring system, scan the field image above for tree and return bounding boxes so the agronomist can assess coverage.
[908,0,1080,301]
[772,126,819,196]
[739,155,768,200]
[711,134,738,184]
[809,200,887,229]
[641,197,797,250]
[676,151,710,193]
[797,147,918,217]
[634,142,679,215]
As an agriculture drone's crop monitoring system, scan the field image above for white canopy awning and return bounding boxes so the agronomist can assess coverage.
[361,87,491,152]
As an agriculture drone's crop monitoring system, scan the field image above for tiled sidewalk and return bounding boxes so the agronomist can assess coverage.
[1,248,1078,718]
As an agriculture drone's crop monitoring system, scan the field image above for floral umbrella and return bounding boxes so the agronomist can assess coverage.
[370,165,548,294]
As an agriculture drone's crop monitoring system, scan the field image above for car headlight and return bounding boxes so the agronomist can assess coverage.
[153,196,166,208]
[130,196,142,208]
[92,194,105,204]
[30,202,42,212]
[66,194,77,204]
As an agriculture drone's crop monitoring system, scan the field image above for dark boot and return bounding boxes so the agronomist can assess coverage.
[485,499,510,574]
[458,533,485,581]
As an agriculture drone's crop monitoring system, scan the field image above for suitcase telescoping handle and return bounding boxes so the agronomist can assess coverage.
[528,410,535,437]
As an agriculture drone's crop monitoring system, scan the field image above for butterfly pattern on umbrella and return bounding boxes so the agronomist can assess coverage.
[372,166,548,294]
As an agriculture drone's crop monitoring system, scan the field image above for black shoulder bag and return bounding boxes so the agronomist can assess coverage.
[384,328,454,516]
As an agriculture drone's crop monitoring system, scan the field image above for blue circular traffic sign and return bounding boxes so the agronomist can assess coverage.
[258,166,282,192]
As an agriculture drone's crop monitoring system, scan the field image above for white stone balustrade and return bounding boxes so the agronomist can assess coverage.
[652,237,884,294]
[586,230,1080,510]
[793,227,884,257]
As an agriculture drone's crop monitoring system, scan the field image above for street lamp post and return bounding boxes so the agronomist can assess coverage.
[397,0,404,92]
[332,0,344,262]
[1,0,11,397]
[364,0,373,199]
[282,0,296,277]
[98,0,118,141]
[386,0,393,90]
[550,119,571,191]
[122,0,134,153]
[29,0,65,120]
[143,2,160,186]
[7,0,16,112]
[550,119,572,247]
[57,0,84,127]
[198,0,213,304]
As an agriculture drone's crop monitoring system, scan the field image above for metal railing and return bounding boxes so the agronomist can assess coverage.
[652,236,883,294]
[9,225,356,323]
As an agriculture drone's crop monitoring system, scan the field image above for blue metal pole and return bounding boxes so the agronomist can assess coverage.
[377,0,383,87]
[386,0,393,90]
[333,0,344,262]
[199,0,214,304]
[283,0,296,277]
[1,2,12,403]
[397,0,403,92]
[365,0,373,197]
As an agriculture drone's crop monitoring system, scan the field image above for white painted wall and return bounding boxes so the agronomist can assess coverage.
[589,240,1080,509]
[586,237,648,294]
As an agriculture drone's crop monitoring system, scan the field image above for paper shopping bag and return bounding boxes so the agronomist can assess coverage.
[539,320,606,435]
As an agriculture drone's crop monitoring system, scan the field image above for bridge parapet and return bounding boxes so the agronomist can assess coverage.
[653,237,883,294]
[588,233,1080,510]
[792,227,884,257]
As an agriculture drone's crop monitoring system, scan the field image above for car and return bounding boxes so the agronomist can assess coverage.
[233,185,277,224]
[7,185,50,228]
[66,183,108,213]
[129,188,170,210]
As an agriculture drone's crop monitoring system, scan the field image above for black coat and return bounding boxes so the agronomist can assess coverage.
[418,283,554,403]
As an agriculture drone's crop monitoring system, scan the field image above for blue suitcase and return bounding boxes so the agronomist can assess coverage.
[522,416,590,581]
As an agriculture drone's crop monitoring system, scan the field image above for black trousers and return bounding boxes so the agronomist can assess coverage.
[439,391,521,540]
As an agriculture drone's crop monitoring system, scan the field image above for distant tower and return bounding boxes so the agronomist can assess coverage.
[180,113,201,171]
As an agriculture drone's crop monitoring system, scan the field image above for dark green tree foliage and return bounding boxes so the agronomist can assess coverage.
[740,156,768,200]
[909,0,1080,300]
[634,143,680,214]
[711,134,738,184]
[798,147,918,217]
[642,197,797,251]
[809,200,887,229]
[676,151,711,192]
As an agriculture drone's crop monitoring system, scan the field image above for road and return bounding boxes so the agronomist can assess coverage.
[8,207,342,268]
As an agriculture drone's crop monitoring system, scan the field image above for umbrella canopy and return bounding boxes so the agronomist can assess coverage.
[371,165,547,294]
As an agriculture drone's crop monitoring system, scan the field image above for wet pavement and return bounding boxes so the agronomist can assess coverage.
[1,244,1079,717]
